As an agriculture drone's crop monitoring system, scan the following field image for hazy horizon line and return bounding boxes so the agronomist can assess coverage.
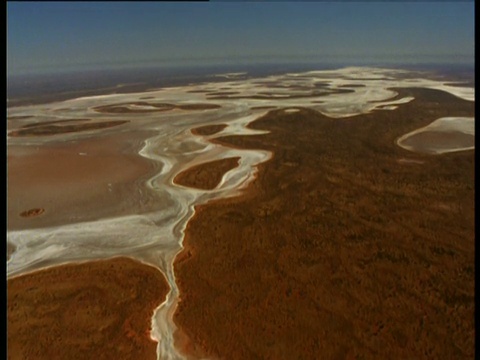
[7,53,474,78]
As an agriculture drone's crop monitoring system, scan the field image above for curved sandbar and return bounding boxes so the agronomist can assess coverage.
[93,102,221,114]
[191,124,228,136]
[397,117,474,154]
[173,157,241,190]
[20,118,91,128]
[250,106,277,110]
[8,120,128,137]
[7,256,169,360]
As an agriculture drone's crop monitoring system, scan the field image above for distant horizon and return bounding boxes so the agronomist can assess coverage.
[7,2,474,77]
[7,54,475,78]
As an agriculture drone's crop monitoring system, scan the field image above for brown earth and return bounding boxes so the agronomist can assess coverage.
[186,90,212,93]
[19,208,45,218]
[339,84,367,88]
[178,104,221,111]
[252,81,331,90]
[7,256,169,360]
[207,88,353,101]
[7,115,34,120]
[8,120,129,137]
[191,124,227,136]
[205,91,240,96]
[7,130,156,230]
[20,118,91,129]
[93,102,174,113]
[250,106,278,110]
[93,102,221,114]
[174,157,241,190]
[173,88,475,359]
[7,83,157,108]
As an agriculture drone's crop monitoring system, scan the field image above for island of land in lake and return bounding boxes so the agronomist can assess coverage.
[7,65,475,360]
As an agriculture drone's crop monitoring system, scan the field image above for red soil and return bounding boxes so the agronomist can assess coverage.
[7,257,169,360]
[173,88,475,359]
[191,124,227,136]
[174,157,241,190]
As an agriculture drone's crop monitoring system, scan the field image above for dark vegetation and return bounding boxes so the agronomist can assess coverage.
[174,88,474,359]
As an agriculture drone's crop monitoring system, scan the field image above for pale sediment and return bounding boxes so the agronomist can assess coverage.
[7,242,16,261]
[396,117,475,154]
[7,130,157,230]
[398,130,474,154]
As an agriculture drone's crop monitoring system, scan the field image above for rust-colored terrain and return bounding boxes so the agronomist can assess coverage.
[174,88,475,359]
[174,157,241,190]
[8,120,129,137]
[93,102,220,114]
[19,208,45,218]
[7,257,169,360]
[7,129,155,230]
[191,124,227,136]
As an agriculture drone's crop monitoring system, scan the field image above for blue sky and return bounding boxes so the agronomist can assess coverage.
[7,1,475,76]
